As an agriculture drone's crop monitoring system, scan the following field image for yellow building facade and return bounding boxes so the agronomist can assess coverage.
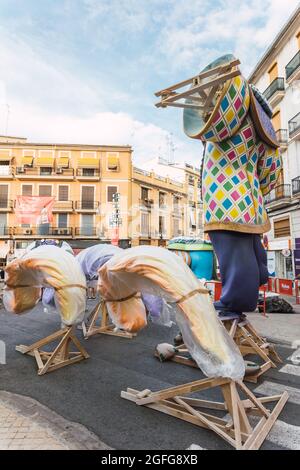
[0,137,202,261]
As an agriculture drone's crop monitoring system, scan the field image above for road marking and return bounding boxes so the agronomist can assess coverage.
[186,444,206,450]
[264,420,300,450]
[279,363,300,376]
[288,347,300,365]
[254,381,300,405]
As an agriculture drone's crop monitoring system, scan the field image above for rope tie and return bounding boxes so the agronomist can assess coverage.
[174,287,209,304]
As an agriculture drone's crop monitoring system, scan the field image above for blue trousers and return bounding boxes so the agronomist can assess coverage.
[208,230,269,313]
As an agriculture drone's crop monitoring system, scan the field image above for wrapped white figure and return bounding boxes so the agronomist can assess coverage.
[4,245,86,326]
[99,246,245,380]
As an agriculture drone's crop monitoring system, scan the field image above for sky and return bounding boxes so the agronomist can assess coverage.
[0,0,299,166]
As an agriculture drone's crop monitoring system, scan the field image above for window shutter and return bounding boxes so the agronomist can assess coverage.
[274,218,290,238]
[58,185,69,201]
[22,185,33,196]
[39,185,52,196]
[107,186,117,202]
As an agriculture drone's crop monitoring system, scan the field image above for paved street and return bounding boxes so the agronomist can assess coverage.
[0,300,299,450]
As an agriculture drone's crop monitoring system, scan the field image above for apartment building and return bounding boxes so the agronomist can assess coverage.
[0,138,201,263]
[249,6,300,279]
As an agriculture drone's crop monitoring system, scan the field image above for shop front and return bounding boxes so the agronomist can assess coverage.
[268,239,294,280]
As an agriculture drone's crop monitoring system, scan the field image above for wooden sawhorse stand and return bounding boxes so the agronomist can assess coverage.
[159,317,282,383]
[225,318,282,383]
[122,377,288,450]
[16,326,90,375]
[82,301,136,340]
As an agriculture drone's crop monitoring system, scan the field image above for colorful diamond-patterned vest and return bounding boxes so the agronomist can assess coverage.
[201,76,281,234]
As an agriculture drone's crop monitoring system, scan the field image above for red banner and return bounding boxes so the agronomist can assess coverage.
[15,196,54,225]
[277,278,293,296]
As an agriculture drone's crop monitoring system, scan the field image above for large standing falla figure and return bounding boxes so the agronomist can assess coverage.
[156,54,282,317]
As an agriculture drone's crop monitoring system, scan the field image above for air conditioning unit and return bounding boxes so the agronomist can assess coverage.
[25,229,32,235]
[18,166,25,173]
[56,168,63,174]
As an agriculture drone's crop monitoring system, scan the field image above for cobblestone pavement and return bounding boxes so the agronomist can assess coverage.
[0,391,110,450]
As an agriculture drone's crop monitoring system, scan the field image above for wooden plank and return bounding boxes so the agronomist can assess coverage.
[244,361,273,384]
[243,392,289,450]
[156,101,204,110]
[38,354,86,375]
[174,397,237,448]
[15,328,68,353]
[154,59,240,97]
[136,377,229,405]
[181,397,227,410]
[230,382,242,449]
[38,328,73,375]
[237,381,270,418]
[70,334,90,359]
[33,349,44,371]
[162,69,240,105]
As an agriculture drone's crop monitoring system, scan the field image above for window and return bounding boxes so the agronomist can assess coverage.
[58,213,68,228]
[82,168,95,177]
[40,167,52,175]
[39,185,52,196]
[173,218,180,236]
[274,218,290,238]
[272,110,281,131]
[22,185,33,196]
[141,187,149,200]
[81,186,95,209]
[188,175,194,186]
[173,196,180,210]
[107,186,117,202]
[297,31,300,50]
[0,185,8,208]
[159,216,165,235]
[268,62,278,83]
[141,212,150,236]
[159,192,166,208]
[58,185,69,201]
[81,214,94,235]
[0,213,7,235]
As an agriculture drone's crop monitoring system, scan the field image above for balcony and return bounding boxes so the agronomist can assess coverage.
[264,184,291,209]
[13,226,73,237]
[76,168,100,180]
[263,77,285,107]
[16,167,55,179]
[139,198,153,210]
[275,129,288,150]
[0,199,13,212]
[0,166,14,179]
[286,50,300,83]
[52,201,74,212]
[288,112,300,140]
[75,201,99,212]
[53,168,74,179]
[74,226,97,237]
[292,177,300,196]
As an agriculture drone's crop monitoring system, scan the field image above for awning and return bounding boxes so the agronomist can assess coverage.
[78,157,99,168]
[107,154,119,170]
[0,150,12,161]
[35,156,55,166]
[57,157,69,167]
[0,243,9,258]
[21,156,33,166]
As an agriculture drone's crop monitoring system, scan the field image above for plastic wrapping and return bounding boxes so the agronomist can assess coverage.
[99,246,245,379]
[4,245,86,325]
[76,244,122,280]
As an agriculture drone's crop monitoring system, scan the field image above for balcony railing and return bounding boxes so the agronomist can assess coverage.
[75,201,99,211]
[54,168,74,177]
[0,166,13,177]
[263,77,285,102]
[275,129,288,145]
[286,50,300,80]
[264,184,291,204]
[76,168,100,178]
[0,199,13,210]
[14,226,72,236]
[139,198,153,209]
[292,177,300,196]
[16,167,55,177]
[74,226,97,236]
[53,201,74,211]
[288,111,300,138]
[0,225,11,236]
